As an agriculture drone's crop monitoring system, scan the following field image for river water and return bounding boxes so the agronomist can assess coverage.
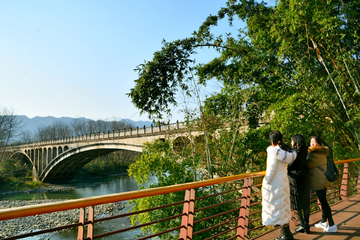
[1,174,157,239]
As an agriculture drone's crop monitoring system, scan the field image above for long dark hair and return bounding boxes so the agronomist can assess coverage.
[269,130,292,152]
[292,134,308,160]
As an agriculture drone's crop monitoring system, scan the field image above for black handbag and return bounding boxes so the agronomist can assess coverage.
[317,158,339,182]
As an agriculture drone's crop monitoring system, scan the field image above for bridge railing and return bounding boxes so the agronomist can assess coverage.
[0,159,359,240]
[7,121,189,150]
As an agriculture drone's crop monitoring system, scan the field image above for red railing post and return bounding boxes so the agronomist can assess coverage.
[291,209,298,227]
[357,168,360,194]
[340,162,349,200]
[87,206,94,240]
[237,178,251,240]
[77,207,85,240]
[180,189,196,240]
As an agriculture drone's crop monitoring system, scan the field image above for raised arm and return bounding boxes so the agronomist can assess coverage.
[267,146,297,165]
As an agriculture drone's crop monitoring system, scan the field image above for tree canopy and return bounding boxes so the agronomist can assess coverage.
[127,0,360,238]
[129,0,360,152]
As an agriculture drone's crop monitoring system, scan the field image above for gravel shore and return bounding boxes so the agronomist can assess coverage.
[0,199,125,239]
[0,181,126,239]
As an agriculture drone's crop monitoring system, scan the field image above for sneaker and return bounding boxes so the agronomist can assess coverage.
[314,221,328,229]
[323,224,337,233]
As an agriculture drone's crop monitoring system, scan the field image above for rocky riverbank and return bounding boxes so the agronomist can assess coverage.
[0,181,103,196]
[0,199,125,239]
[0,177,130,239]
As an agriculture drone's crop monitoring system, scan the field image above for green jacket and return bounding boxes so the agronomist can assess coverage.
[307,146,331,191]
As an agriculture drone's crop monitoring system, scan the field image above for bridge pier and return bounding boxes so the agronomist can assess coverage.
[32,165,39,182]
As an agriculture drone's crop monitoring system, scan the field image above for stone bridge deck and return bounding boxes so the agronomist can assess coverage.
[254,194,360,239]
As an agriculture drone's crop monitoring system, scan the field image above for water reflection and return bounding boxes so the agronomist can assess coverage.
[0,174,156,201]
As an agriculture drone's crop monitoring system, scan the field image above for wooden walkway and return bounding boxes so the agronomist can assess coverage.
[254,194,360,240]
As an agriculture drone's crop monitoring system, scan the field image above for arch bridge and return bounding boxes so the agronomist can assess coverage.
[4,122,196,183]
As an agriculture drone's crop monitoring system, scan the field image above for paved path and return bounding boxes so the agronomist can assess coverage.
[254,194,360,240]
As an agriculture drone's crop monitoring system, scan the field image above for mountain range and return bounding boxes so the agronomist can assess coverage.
[16,115,152,134]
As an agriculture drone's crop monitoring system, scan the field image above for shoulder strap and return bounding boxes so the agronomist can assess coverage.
[317,166,325,172]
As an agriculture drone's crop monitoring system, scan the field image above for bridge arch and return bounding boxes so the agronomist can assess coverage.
[40,143,142,183]
[9,151,33,167]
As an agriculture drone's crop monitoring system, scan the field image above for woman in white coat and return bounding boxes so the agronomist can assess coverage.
[262,130,297,240]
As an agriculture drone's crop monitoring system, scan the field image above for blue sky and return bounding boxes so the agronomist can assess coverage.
[0,0,247,122]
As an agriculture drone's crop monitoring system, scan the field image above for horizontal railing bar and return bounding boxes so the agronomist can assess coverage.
[94,213,183,239]
[328,195,341,202]
[250,200,262,207]
[249,209,262,216]
[203,223,238,240]
[310,199,319,206]
[335,158,360,164]
[194,216,238,236]
[1,222,82,240]
[193,207,241,225]
[195,186,245,201]
[248,216,262,225]
[328,183,341,189]
[348,188,359,194]
[326,190,340,197]
[228,235,239,240]
[248,224,265,233]
[94,200,186,223]
[137,225,183,240]
[252,183,263,188]
[250,192,262,197]
[194,197,241,213]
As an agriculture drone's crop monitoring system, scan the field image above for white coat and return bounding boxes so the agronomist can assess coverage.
[262,145,297,226]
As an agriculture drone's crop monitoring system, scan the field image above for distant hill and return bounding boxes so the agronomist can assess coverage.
[16,115,152,135]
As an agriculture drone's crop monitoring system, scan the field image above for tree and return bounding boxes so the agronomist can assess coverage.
[0,108,22,161]
[34,121,72,141]
[71,118,134,136]
[19,130,34,144]
[129,0,360,155]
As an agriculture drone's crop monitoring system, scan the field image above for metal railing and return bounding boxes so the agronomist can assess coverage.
[0,159,359,240]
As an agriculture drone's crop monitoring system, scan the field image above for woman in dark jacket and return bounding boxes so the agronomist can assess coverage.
[288,134,310,233]
[308,136,337,232]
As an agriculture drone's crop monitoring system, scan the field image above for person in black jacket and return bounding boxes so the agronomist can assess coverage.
[288,134,311,233]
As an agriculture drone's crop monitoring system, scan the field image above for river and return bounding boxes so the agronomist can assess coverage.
[0,174,157,240]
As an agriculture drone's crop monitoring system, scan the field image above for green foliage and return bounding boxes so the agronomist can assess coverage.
[127,0,360,238]
[0,158,34,190]
[128,140,196,239]
[127,38,198,119]
[128,128,269,238]
[74,151,139,179]
[128,0,360,153]
[0,158,32,178]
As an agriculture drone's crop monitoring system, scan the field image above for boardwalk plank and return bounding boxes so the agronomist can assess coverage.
[254,194,360,240]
